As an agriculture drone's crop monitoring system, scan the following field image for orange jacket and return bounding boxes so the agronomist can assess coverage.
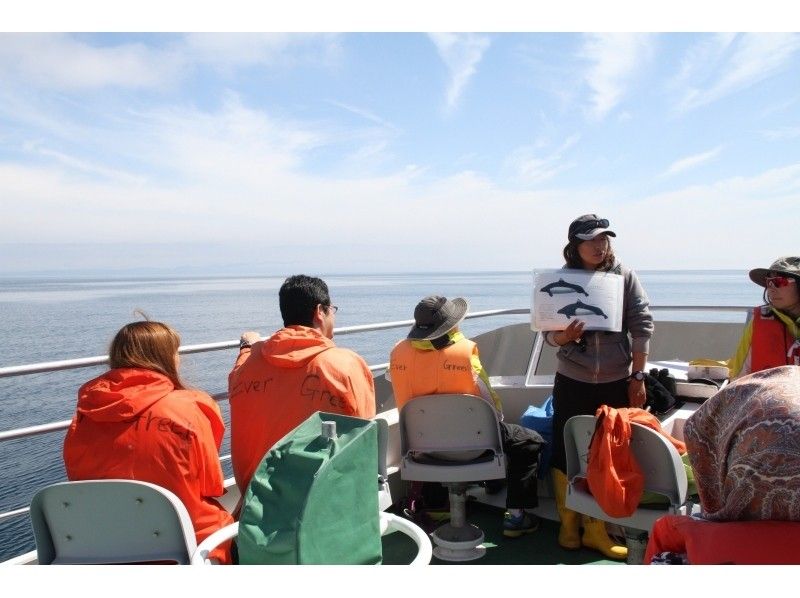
[587,406,686,518]
[645,515,800,564]
[63,368,233,563]
[751,307,797,372]
[389,337,481,411]
[228,326,375,493]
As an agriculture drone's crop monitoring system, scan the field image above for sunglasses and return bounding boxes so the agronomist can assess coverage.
[571,218,609,237]
[766,276,797,288]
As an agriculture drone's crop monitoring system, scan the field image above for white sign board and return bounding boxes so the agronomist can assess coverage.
[531,269,624,332]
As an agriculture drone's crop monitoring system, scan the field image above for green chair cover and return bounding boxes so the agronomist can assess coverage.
[238,411,382,564]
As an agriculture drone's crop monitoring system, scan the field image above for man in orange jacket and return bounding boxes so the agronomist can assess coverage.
[228,275,376,493]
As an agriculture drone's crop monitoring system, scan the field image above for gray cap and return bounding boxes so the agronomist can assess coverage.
[748,256,800,287]
[407,295,469,341]
[568,213,617,241]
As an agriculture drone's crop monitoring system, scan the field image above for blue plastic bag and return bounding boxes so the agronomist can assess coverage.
[520,396,554,479]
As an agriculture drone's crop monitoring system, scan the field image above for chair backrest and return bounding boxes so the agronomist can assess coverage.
[30,479,197,564]
[565,415,687,508]
[399,394,506,483]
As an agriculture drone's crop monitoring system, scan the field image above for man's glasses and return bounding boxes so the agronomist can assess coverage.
[766,276,797,289]
[327,304,339,314]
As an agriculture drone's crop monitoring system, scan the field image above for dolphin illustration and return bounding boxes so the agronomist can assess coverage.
[557,300,608,319]
[540,278,589,297]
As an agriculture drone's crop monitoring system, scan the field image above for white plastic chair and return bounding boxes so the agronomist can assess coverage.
[29,479,197,564]
[564,414,689,533]
[190,511,433,565]
[399,393,506,561]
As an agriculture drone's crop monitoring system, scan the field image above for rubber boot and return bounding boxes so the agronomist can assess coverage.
[551,469,580,550]
[581,515,627,560]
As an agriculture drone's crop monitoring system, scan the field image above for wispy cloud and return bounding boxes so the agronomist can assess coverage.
[0,34,181,90]
[504,134,580,184]
[428,33,490,111]
[660,145,723,178]
[581,33,653,120]
[326,100,400,133]
[0,33,340,91]
[761,126,800,141]
[22,141,147,185]
[676,33,800,113]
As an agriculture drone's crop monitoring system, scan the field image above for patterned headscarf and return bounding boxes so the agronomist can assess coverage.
[685,366,800,521]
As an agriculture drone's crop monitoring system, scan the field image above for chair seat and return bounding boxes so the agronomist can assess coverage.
[564,415,688,532]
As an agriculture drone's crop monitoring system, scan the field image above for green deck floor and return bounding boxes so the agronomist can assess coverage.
[381,502,624,565]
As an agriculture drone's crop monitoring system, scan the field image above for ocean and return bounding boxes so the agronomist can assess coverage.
[0,270,763,561]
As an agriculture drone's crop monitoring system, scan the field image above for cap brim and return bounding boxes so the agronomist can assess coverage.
[574,229,616,241]
[407,297,469,340]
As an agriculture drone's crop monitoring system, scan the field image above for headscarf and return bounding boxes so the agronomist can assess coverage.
[685,366,800,521]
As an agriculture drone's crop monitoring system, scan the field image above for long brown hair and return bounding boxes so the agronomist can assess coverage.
[109,321,184,389]
[562,237,616,271]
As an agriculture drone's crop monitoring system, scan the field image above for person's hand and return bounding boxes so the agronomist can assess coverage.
[240,331,262,347]
[628,378,646,408]
[556,320,586,346]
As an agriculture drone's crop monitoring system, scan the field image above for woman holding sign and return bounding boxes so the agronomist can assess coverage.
[544,213,654,560]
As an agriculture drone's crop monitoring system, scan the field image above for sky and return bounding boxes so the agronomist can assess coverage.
[1,4,799,275]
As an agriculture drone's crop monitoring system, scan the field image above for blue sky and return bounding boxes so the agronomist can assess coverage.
[1,21,799,274]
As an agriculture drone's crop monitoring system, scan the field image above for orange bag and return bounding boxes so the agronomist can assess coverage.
[586,405,644,518]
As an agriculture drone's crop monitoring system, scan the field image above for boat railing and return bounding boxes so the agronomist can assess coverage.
[0,305,748,524]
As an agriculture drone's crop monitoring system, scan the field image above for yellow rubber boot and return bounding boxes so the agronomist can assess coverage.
[551,469,581,550]
[581,515,627,560]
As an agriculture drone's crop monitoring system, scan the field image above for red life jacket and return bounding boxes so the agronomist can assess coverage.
[751,307,797,372]
[645,515,800,564]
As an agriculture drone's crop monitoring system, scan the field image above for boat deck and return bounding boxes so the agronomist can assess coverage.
[382,500,620,565]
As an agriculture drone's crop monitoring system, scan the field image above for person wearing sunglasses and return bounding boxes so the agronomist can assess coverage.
[728,256,800,379]
[542,213,654,561]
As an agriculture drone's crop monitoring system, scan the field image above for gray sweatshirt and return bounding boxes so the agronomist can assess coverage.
[543,261,654,384]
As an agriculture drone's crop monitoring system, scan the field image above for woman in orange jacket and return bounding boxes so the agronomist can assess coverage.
[63,320,234,563]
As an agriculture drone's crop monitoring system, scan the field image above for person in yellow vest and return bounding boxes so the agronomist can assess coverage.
[389,295,545,537]
[728,256,800,379]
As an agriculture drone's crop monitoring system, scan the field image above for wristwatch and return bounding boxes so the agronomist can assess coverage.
[630,370,646,382]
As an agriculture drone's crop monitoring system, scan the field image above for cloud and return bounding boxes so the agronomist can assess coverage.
[761,126,800,141]
[504,134,580,185]
[182,33,341,71]
[660,146,723,178]
[428,33,490,111]
[581,33,653,120]
[618,162,800,268]
[676,33,800,112]
[0,33,340,91]
[0,33,181,90]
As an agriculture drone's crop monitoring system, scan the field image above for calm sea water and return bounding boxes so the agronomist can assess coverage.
[0,270,762,560]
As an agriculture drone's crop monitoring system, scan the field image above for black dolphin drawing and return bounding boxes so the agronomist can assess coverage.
[557,300,608,319]
[540,278,589,297]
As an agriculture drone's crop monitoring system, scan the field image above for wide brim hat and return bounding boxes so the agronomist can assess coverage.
[407,296,469,341]
[748,256,800,287]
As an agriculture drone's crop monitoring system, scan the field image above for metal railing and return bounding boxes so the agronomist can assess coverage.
[0,305,748,525]
[0,308,531,525]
